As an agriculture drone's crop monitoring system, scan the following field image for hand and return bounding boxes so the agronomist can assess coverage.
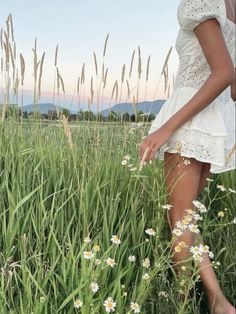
[139,127,172,162]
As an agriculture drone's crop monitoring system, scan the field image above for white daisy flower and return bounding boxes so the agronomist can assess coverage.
[183,158,191,165]
[192,200,207,213]
[190,246,201,255]
[74,298,83,309]
[209,251,214,259]
[158,291,168,298]
[130,301,141,313]
[228,188,236,193]
[145,228,156,236]
[111,235,121,245]
[216,184,226,192]
[142,257,150,268]
[188,224,200,233]
[122,160,128,166]
[176,220,188,230]
[90,282,99,293]
[192,213,203,221]
[83,251,94,259]
[40,296,46,304]
[105,258,117,268]
[104,297,116,313]
[124,155,131,161]
[218,211,225,218]
[84,236,92,243]
[142,273,150,280]
[202,245,210,253]
[128,255,136,262]
[162,204,173,210]
[206,177,214,182]
[95,259,101,265]
[185,208,194,214]
[172,228,183,237]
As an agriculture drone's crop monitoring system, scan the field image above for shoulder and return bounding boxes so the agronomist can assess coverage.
[177,0,227,31]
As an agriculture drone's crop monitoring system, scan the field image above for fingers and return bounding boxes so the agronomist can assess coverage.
[139,140,152,159]
[145,144,159,162]
[148,145,159,161]
[139,141,159,162]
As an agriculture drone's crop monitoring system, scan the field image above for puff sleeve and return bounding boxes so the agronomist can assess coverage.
[177,0,226,31]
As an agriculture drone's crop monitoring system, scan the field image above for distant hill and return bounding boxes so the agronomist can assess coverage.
[23,103,65,114]
[100,100,166,117]
[1,100,166,116]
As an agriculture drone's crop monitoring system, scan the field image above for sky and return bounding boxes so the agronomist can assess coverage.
[0,0,180,111]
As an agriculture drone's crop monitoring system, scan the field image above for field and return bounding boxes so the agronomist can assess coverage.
[0,120,235,314]
[0,13,235,314]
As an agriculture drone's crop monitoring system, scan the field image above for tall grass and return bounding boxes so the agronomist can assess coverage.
[0,121,235,313]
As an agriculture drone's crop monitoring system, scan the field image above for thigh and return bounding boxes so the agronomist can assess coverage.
[198,162,212,195]
[163,152,203,216]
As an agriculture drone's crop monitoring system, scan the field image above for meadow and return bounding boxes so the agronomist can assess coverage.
[0,14,236,314]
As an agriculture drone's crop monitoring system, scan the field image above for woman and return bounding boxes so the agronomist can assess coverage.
[139,0,236,313]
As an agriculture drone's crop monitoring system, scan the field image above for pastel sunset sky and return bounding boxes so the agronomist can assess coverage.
[0,0,180,110]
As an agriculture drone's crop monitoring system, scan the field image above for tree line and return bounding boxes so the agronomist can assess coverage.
[1,105,156,122]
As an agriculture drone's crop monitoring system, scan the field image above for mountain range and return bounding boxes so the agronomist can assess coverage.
[22,103,66,114]
[1,100,166,115]
[100,100,165,116]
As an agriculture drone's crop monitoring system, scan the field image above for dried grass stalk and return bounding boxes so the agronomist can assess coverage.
[33,38,38,77]
[0,28,3,50]
[167,82,170,98]
[54,44,58,67]
[62,114,74,150]
[3,42,9,69]
[129,49,135,78]
[6,14,14,42]
[111,80,118,102]
[138,46,142,79]
[103,67,108,88]
[103,33,109,57]
[14,72,19,95]
[161,46,172,75]
[121,64,125,83]
[126,80,131,99]
[132,95,137,117]
[90,76,94,104]
[146,55,151,82]
[57,67,65,93]
[77,76,80,96]
[93,52,98,75]
[38,52,45,99]
[9,43,15,70]
[20,53,25,85]
[81,63,85,84]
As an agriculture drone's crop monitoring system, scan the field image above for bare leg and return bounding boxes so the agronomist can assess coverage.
[163,152,236,314]
[195,163,236,314]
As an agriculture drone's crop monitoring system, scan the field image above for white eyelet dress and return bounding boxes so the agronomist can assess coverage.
[148,0,236,174]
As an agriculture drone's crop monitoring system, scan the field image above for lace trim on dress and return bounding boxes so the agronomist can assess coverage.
[153,127,235,173]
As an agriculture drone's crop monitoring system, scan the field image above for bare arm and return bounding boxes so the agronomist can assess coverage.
[163,18,235,134]
[139,18,234,161]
